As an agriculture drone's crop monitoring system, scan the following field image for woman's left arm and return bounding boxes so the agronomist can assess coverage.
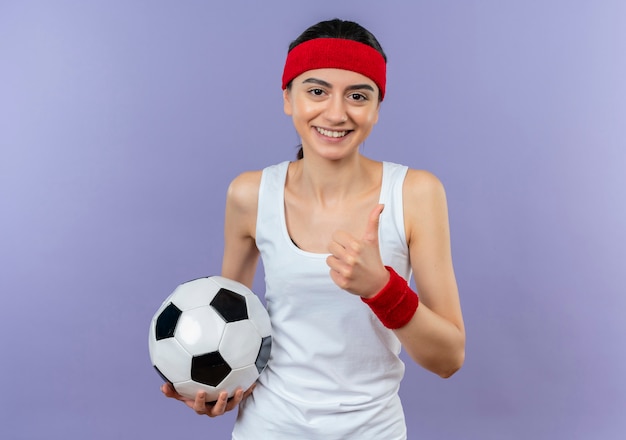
[394,169,465,378]
[326,169,465,377]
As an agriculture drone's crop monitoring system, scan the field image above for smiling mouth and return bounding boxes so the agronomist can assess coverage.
[315,127,351,138]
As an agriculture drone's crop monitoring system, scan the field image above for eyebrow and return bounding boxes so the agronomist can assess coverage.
[302,77,375,93]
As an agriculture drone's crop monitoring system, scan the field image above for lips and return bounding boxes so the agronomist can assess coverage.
[315,127,351,138]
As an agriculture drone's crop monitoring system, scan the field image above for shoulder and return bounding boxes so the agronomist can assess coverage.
[226,170,263,213]
[402,169,450,241]
[403,168,447,201]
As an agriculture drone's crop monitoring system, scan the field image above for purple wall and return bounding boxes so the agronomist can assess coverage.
[1,1,625,438]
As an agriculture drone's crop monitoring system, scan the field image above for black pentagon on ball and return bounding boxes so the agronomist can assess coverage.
[191,351,232,386]
[210,288,248,322]
[155,303,182,340]
[255,336,272,373]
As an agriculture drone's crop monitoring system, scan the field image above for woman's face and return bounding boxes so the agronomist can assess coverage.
[284,68,381,161]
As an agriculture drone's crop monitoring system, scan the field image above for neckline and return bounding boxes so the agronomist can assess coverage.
[278,161,388,258]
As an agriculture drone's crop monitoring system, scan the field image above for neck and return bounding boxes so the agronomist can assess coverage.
[290,154,375,206]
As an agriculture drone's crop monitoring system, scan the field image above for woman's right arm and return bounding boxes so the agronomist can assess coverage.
[162,170,263,417]
[221,170,262,288]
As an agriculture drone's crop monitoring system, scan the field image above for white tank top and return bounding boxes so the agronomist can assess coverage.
[232,161,412,440]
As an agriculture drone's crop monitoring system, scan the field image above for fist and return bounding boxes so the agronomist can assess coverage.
[326,204,390,298]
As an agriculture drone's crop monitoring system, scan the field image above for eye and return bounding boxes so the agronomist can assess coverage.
[308,88,326,97]
[349,93,368,102]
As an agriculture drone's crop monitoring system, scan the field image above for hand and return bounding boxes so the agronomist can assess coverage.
[326,204,390,298]
[161,382,255,417]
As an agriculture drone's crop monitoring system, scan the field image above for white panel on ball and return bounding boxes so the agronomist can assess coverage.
[218,364,260,395]
[174,306,225,354]
[219,320,262,369]
[174,380,219,402]
[170,278,222,311]
[150,338,192,383]
[245,295,272,336]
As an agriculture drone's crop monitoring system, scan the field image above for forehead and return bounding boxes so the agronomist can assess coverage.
[293,68,377,89]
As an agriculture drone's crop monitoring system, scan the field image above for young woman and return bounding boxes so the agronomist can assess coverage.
[162,18,465,439]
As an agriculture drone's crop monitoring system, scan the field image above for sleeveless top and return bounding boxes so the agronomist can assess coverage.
[232,161,412,440]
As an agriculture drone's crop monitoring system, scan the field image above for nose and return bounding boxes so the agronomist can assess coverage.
[323,94,348,125]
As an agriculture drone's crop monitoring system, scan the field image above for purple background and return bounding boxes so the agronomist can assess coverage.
[1,1,625,439]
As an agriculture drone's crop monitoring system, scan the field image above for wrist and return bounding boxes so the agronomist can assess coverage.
[361,266,419,329]
[362,269,391,299]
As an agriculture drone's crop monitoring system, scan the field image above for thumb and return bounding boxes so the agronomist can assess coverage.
[363,204,384,243]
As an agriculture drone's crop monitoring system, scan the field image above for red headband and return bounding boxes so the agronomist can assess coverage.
[282,38,386,100]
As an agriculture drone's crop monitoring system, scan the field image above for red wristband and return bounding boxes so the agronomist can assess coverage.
[361,266,419,329]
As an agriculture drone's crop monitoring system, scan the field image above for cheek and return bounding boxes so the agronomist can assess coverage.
[291,100,318,121]
[356,108,379,125]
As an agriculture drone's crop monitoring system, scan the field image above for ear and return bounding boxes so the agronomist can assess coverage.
[283,89,293,116]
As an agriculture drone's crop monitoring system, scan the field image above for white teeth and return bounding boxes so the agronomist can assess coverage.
[316,127,348,138]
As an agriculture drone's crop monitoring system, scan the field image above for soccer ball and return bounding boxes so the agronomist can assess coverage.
[148,276,272,402]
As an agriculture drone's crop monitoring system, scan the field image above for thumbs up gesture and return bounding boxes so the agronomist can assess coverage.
[326,204,391,298]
